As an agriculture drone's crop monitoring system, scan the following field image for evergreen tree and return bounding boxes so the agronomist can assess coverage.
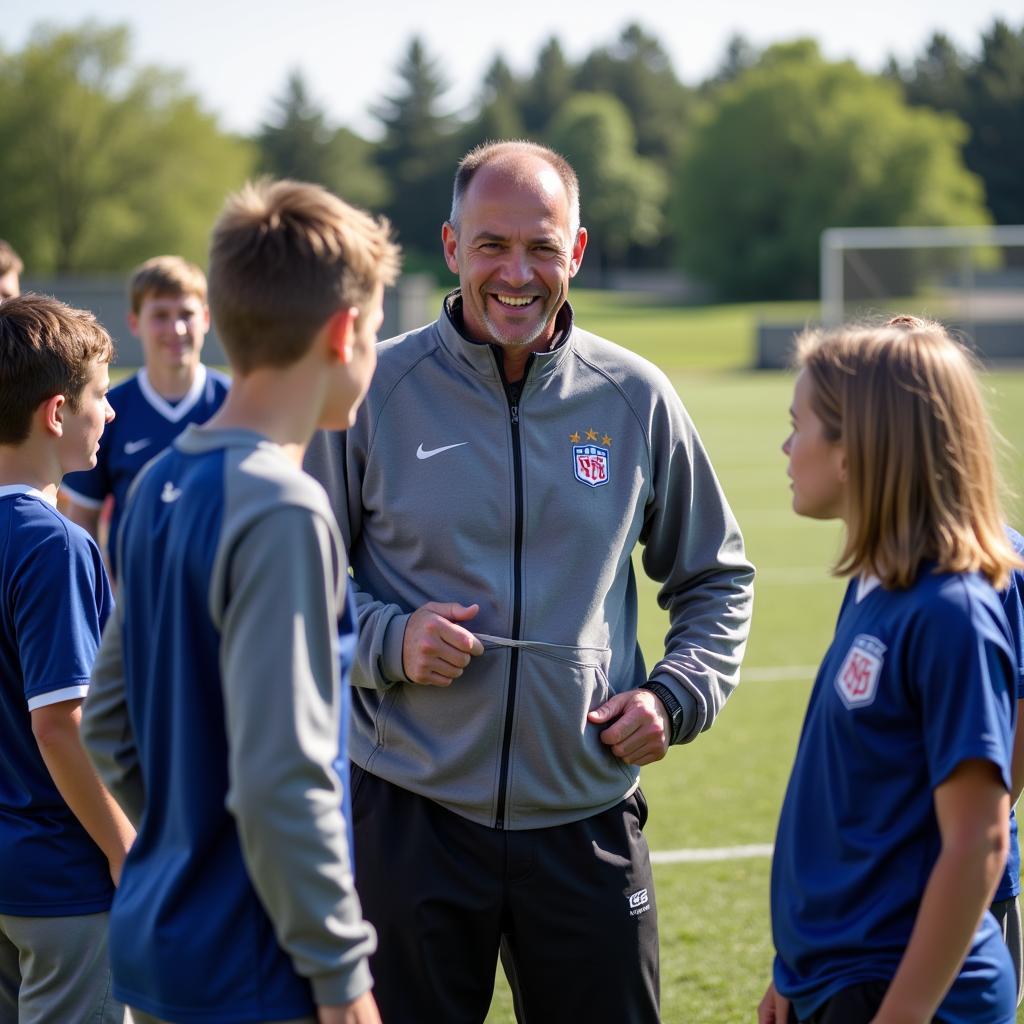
[373,37,458,262]
[258,70,388,210]
[519,38,573,135]
[964,20,1024,225]
[574,23,692,164]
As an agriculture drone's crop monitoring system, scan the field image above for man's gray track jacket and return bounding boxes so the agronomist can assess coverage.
[306,296,754,830]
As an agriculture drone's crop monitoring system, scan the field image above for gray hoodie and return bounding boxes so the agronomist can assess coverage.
[306,295,754,830]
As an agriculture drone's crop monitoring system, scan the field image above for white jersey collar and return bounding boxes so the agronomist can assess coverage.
[138,364,209,423]
[855,574,882,603]
[0,484,57,507]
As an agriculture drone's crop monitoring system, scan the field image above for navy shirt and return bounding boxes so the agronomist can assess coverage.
[994,526,1024,902]
[772,568,1016,1023]
[61,365,229,580]
[0,486,114,915]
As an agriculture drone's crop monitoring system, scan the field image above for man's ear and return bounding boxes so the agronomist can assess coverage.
[442,222,459,274]
[126,311,140,337]
[39,394,66,438]
[569,227,588,279]
[326,307,359,364]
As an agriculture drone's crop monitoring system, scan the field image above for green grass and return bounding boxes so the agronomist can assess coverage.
[480,296,1024,1023]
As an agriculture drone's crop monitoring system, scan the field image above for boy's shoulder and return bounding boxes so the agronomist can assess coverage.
[168,427,335,529]
[0,487,102,579]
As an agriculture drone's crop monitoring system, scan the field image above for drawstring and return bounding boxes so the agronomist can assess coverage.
[474,633,608,654]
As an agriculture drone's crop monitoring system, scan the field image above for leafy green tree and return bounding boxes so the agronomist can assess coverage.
[373,37,458,263]
[547,93,667,273]
[0,21,254,273]
[258,70,388,211]
[574,23,692,164]
[672,41,989,299]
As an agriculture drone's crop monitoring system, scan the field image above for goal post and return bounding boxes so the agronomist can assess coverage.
[820,225,1024,332]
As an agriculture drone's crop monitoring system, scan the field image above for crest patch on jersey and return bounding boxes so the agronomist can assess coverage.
[834,633,887,709]
[573,444,610,487]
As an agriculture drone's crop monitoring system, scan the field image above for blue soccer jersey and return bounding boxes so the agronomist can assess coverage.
[84,427,373,1021]
[994,526,1024,903]
[0,486,114,915]
[772,568,1017,1023]
[61,365,229,580]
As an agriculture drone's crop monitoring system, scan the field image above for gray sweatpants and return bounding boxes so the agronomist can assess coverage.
[0,911,124,1024]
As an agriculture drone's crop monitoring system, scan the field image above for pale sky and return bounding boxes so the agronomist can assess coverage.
[7,0,1021,139]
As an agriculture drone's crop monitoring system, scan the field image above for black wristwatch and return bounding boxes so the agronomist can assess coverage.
[642,681,686,745]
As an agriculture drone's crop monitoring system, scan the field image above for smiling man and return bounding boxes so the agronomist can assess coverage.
[62,256,229,582]
[305,140,755,1024]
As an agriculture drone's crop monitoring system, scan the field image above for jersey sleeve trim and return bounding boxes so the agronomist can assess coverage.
[27,683,90,711]
[59,485,104,509]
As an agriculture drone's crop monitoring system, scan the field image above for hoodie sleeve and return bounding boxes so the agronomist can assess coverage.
[639,384,755,743]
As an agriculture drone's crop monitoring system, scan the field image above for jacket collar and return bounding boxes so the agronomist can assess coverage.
[436,289,576,383]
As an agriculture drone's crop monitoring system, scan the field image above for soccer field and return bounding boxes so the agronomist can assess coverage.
[480,298,1024,1022]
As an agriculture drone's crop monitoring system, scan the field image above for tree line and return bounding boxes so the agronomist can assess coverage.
[1,19,1021,299]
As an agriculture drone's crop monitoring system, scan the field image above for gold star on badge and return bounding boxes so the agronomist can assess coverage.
[602,434,612,446]
[569,431,580,443]
[585,428,598,441]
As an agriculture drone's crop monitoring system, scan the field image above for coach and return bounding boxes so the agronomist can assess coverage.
[305,139,754,1023]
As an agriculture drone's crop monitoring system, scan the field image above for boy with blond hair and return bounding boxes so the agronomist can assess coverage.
[0,294,134,1022]
[62,255,229,581]
[83,180,400,1024]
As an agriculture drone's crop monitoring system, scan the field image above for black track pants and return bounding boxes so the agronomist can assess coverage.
[350,766,660,1024]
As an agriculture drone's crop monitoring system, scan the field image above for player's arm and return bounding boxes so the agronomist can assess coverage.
[871,758,1009,1024]
[1011,699,1024,806]
[592,391,754,758]
[81,608,145,825]
[219,505,376,1011]
[32,697,136,884]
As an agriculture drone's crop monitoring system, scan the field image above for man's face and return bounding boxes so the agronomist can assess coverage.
[442,158,586,351]
[130,292,209,377]
[0,270,20,303]
[58,358,115,474]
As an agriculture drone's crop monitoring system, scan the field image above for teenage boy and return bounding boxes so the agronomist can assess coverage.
[0,294,134,1022]
[0,240,22,302]
[62,255,229,581]
[82,179,400,1024]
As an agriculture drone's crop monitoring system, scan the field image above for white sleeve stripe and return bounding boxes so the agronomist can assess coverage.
[27,685,90,711]
[58,486,104,510]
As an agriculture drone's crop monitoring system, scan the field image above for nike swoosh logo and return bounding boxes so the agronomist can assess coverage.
[160,482,182,503]
[124,439,151,454]
[416,442,469,460]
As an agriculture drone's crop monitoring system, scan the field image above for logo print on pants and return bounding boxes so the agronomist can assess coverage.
[573,444,610,487]
[834,634,886,709]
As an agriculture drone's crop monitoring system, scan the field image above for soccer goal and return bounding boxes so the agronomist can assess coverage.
[820,225,1024,358]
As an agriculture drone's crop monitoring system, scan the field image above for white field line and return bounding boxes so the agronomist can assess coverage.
[651,843,774,864]
[742,665,817,683]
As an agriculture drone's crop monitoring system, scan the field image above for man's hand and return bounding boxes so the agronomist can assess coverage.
[402,602,485,686]
[757,980,790,1024]
[588,689,670,766]
[318,990,381,1024]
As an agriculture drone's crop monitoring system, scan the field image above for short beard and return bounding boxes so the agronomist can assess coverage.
[482,303,554,349]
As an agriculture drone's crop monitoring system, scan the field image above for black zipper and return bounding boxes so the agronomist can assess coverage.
[493,354,531,830]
